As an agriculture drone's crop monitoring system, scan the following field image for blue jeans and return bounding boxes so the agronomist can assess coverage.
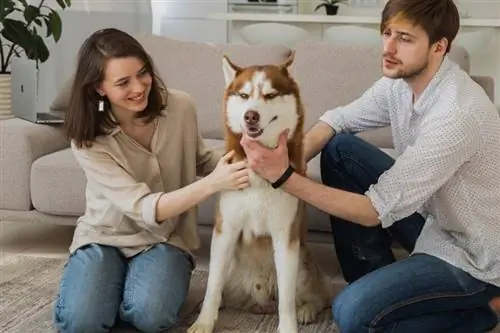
[53,243,193,333]
[320,133,500,333]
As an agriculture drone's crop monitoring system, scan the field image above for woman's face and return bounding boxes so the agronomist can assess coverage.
[97,56,152,114]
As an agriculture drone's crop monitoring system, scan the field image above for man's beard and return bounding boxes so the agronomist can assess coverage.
[382,56,429,80]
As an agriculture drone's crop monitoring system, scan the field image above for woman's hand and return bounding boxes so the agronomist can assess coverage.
[206,150,250,192]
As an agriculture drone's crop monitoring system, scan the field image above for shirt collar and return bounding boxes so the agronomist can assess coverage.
[407,56,454,116]
[108,111,121,136]
[106,108,167,137]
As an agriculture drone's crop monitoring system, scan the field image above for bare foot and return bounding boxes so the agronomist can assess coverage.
[488,297,500,314]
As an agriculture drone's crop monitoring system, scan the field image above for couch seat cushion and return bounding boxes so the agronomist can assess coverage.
[31,148,86,216]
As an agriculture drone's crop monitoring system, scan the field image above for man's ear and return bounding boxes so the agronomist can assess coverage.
[222,55,241,88]
[433,38,448,55]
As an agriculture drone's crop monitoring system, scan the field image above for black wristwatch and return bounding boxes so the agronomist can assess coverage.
[271,165,295,189]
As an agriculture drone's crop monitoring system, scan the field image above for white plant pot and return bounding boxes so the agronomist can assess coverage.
[0,74,14,120]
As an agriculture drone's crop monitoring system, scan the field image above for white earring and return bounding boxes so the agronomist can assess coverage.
[98,99,104,112]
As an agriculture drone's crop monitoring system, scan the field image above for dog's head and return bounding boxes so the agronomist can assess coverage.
[222,53,303,149]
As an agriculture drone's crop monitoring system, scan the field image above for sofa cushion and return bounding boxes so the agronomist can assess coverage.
[291,42,384,132]
[31,148,86,216]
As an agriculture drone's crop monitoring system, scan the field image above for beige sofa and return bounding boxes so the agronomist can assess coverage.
[0,34,495,244]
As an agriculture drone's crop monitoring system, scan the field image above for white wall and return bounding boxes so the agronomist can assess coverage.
[151,0,228,43]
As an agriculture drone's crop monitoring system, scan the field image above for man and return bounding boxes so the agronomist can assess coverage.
[241,0,500,331]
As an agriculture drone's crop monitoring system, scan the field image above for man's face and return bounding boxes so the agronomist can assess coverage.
[381,20,433,80]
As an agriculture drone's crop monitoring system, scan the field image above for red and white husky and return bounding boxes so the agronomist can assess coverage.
[188,54,334,333]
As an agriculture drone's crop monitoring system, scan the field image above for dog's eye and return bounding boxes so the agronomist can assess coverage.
[239,93,249,99]
[265,93,277,99]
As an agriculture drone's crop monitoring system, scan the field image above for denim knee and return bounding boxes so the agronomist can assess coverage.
[53,244,126,333]
[121,300,179,333]
[332,286,369,333]
[321,132,356,162]
[54,301,117,333]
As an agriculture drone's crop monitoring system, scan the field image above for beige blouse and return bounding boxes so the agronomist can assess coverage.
[69,89,222,259]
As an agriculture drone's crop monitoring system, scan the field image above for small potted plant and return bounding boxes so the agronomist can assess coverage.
[314,0,348,15]
[0,0,71,119]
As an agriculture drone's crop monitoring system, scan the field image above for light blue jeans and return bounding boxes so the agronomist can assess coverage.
[53,243,193,333]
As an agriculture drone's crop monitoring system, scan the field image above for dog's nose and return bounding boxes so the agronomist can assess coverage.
[244,110,260,125]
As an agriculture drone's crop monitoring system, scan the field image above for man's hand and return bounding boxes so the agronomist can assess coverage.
[240,130,290,183]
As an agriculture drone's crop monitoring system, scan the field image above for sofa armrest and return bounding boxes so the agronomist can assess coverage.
[472,75,495,102]
[0,118,69,210]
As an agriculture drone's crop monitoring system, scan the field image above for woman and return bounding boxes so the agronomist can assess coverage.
[53,28,249,333]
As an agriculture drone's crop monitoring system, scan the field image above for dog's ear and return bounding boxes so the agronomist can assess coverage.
[222,55,241,87]
[280,51,295,70]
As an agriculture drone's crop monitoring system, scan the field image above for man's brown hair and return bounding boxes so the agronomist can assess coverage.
[64,28,167,148]
[380,0,460,53]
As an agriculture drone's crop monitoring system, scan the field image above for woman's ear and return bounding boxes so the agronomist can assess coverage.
[95,84,105,97]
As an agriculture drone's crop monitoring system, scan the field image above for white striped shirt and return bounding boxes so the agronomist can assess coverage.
[319,56,500,287]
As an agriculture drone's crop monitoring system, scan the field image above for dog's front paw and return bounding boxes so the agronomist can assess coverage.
[297,303,319,324]
[187,321,214,333]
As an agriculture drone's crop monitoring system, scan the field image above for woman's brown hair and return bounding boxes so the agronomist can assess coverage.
[64,28,167,148]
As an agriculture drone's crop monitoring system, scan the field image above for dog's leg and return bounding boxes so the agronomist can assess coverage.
[273,232,300,333]
[188,226,239,333]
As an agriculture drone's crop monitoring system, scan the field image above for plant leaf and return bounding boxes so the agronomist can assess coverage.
[0,0,15,21]
[314,3,325,11]
[65,0,72,6]
[1,19,32,51]
[55,0,66,9]
[43,17,52,37]
[24,5,40,23]
[48,10,62,42]
[33,34,50,62]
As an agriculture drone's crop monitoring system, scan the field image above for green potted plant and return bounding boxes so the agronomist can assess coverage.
[314,0,348,15]
[0,0,71,120]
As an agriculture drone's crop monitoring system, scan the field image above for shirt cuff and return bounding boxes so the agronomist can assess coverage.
[365,184,401,228]
[140,192,165,230]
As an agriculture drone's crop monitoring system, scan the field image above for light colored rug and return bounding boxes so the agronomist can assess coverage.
[2,253,499,333]
[0,254,340,333]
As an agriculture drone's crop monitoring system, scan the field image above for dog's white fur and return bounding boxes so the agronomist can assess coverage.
[187,55,334,333]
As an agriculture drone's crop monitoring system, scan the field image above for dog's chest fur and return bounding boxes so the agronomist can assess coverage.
[219,170,299,241]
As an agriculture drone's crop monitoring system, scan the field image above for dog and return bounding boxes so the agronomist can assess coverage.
[187,54,334,333]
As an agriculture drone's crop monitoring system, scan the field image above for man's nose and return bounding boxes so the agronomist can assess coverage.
[384,37,397,54]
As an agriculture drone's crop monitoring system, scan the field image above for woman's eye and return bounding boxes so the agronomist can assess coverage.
[239,93,249,99]
[265,93,277,99]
